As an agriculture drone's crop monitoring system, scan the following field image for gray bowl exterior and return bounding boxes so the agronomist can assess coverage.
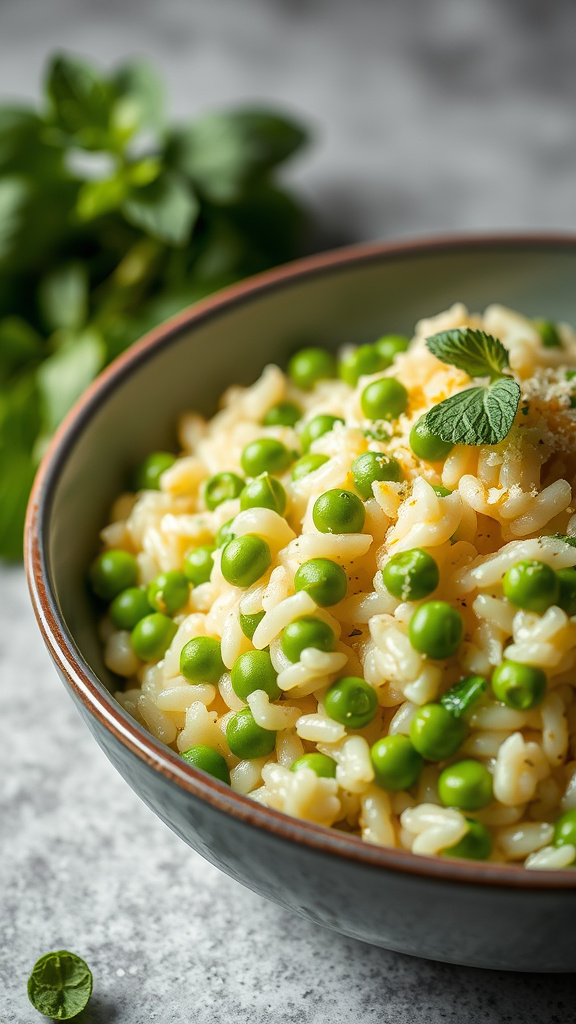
[28,238,576,971]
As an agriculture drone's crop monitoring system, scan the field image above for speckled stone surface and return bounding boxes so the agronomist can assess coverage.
[3,1,576,1019]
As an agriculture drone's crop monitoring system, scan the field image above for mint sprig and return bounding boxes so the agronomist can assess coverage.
[422,327,521,447]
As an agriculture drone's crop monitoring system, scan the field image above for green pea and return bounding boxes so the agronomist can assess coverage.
[183,545,215,586]
[181,745,230,785]
[262,401,302,427]
[215,519,236,548]
[410,416,454,461]
[300,414,344,452]
[408,601,463,659]
[361,377,408,420]
[433,485,452,497]
[231,649,281,701]
[503,559,559,614]
[381,548,439,602]
[409,703,467,761]
[442,819,492,861]
[204,472,244,510]
[291,453,329,481]
[239,610,265,640]
[147,570,189,615]
[324,676,378,729]
[240,473,286,514]
[281,616,336,662]
[180,635,225,683]
[339,344,385,386]
[131,613,177,661]
[374,334,410,366]
[554,808,576,851]
[291,753,337,778]
[294,557,348,607]
[133,451,176,491]
[226,707,277,758]
[312,488,366,534]
[89,549,138,601]
[370,735,423,791]
[221,534,271,588]
[241,438,292,476]
[288,347,336,390]
[438,759,493,811]
[352,451,402,500]
[534,319,562,348]
[110,587,152,630]
[491,660,546,710]
[557,567,576,616]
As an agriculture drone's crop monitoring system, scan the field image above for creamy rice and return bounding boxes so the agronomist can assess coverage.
[94,302,576,867]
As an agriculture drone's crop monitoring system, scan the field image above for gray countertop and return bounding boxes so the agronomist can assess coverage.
[2,2,576,1020]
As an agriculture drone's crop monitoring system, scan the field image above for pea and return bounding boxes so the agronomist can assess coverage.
[433,485,452,497]
[554,808,576,851]
[361,377,408,420]
[131,613,177,661]
[370,735,423,791]
[408,601,463,659]
[557,567,576,616]
[381,548,439,602]
[226,708,277,759]
[352,451,402,500]
[110,587,152,630]
[410,416,454,461]
[133,451,176,491]
[181,745,230,785]
[339,344,384,386]
[409,703,467,761]
[180,636,225,683]
[262,401,302,427]
[183,545,215,586]
[291,453,329,481]
[215,519,236,548]
[204,472,244,510]
[294,557,347,607]
[503,559,559,614]
[291,753,337,778]
[231,649,281,701]
[438,759,493,811]
[491,660,546,710]
[300,414,344,452]
[240,473,286,515]
[324,676,378,729]
[281,616,336,662]
[374,334,410,366]
[312,488,366,534]
[288,347,336,390]
[239,610,265,640]
[534,319,562,348]
[221,535,271,588]
[442,819,492,861]
[89,549,138,601]
[147,570,189,615]
[241,438,292,477]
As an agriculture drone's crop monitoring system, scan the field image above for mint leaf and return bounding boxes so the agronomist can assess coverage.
[424,377,520,446]
[426,328,509,381]
[113,59,164,135]
[28,950,93,1020]
[38,329,105,434]
[122,172,199,246]
[39,263,88,332]
[46,54,113,147]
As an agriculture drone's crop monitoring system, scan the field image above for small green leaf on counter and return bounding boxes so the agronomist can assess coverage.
[27,950,93,1020]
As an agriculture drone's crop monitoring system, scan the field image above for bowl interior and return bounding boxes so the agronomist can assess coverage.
[41,239,576,697]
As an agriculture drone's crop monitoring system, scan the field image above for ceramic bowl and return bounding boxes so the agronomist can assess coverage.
[26,235,576,972]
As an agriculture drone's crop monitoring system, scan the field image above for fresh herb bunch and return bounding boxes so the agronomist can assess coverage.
[422,328,521,446]
[0,53,309,558]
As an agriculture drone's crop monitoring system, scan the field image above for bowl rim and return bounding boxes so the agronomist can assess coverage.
[25,230,576,891]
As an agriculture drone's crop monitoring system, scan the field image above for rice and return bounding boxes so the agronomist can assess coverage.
[93,302,576,868]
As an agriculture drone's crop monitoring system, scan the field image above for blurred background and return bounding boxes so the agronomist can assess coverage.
[4,2,576,1021]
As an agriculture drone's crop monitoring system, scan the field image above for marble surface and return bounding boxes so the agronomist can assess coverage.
[2,1,576,1019]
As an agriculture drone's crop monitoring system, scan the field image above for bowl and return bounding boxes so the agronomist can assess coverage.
[25,234,576,973]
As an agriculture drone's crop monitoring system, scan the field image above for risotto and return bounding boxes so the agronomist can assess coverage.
[90,302,576,868]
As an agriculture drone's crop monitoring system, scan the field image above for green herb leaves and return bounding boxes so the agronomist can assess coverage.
[423,327,521,447]
[27,950,93,1020]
